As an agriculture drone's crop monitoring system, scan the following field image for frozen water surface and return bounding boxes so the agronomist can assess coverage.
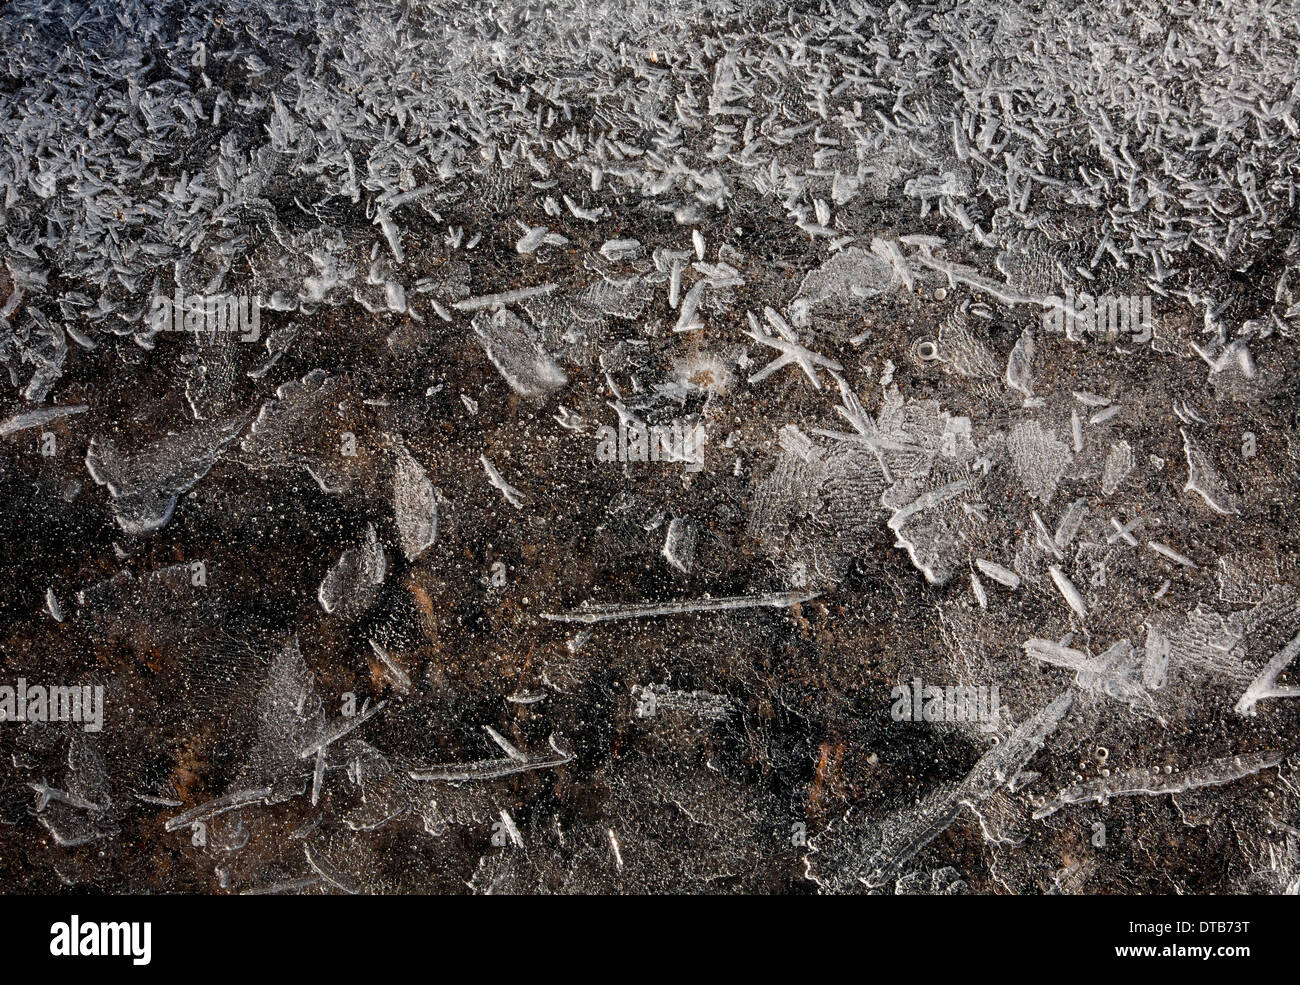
[0,0,1298,895]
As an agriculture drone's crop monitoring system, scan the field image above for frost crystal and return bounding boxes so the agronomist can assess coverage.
[2,0,1298,898]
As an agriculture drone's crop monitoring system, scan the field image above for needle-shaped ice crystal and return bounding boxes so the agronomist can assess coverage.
[1235,629,1300,715]
[541,590,819,623]
[1034,752,1284,819]
[479,455,525,509]
[408,733,573,782]
[744,309,842,389]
